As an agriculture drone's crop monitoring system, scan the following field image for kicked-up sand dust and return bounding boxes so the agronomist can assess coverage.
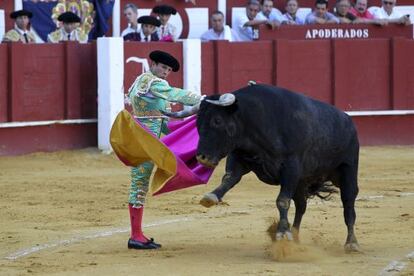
[0,146,413,275]
[266,220,325,262]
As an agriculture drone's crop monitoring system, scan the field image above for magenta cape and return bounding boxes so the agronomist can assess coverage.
[110,110,214,196]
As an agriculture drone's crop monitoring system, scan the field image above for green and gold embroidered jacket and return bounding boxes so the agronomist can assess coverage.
[128,71,200,118]
[3,28,36,43]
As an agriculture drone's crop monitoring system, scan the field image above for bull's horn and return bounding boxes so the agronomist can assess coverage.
[161,103,200,118]
[205,93,236,106]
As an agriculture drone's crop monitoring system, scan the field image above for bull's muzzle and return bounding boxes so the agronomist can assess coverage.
[196,154,218,168]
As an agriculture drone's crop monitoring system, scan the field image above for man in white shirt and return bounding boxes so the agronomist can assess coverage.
[121,3,140,38]
[371,0,411,25]
[257,0,285,25]
[201,11,239,41]
[305,0,340,24]
[282,0,305,24]
[234,0,275,41]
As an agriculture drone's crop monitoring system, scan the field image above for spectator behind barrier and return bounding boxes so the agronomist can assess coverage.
[152,5,178,42]
[305,0,340,24]
[257,0,285,26]
[124,16,160,42]
[200,11,239,41]
[3,9,38,43]
[47,12,88,43]
[234,0,276,41]
[282,0,305,24]
[371,0,411,25]
[349,0,387,24]
[349,0,375,19]
[121,3,140,39]
[155,0,196,4]
[334,0,363,23]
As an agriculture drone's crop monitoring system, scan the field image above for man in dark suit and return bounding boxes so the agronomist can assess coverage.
[124,15,160,42]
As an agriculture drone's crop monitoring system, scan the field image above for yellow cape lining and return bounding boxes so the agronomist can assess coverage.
[110,110,177,195]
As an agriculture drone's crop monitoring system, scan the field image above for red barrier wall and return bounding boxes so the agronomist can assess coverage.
[10,43,65,121]
[0,44,7,122]
[393,38,414,109]
[201,42,215,95]
[66,42,97,119]
[0,123,97,156]
[201,38,414,112]
[4,42,97,122]
[275,39,332,103]
[334,39,391,110]
[124,42,183,92]
[0,42,98,155]
[229,41,274,89]
[259,24,413,40]
[207,41,274,94]
[353,115,414,145]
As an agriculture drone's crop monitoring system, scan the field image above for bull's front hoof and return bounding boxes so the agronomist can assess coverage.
[344,242,361,253]
[200,193,219,208]
[276,231,293,241]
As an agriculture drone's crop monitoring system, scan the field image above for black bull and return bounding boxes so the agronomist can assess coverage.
[165,84,360,252]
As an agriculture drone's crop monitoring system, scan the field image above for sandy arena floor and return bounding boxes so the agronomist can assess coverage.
[0,146,413,276]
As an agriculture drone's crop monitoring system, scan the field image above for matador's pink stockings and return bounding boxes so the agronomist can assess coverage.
[128,204,149,242]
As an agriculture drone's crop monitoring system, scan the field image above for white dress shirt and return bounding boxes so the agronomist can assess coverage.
[371,6,404,19]
[233,12,262,41]
[200,25,239,41]
[121,24,140,38]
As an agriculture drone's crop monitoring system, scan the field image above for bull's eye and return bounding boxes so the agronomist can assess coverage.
[212,117,222,127]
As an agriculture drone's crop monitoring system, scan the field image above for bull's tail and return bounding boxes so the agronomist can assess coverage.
[306,181,338,201]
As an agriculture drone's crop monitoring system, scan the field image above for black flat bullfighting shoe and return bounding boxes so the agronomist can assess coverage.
[128,238,162,250]
[148,238,162,248]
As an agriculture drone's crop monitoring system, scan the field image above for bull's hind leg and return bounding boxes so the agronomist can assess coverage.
[276,157,301,241]
[200,155,249,208]
[338,163,360,252]
[291,186,307,242]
